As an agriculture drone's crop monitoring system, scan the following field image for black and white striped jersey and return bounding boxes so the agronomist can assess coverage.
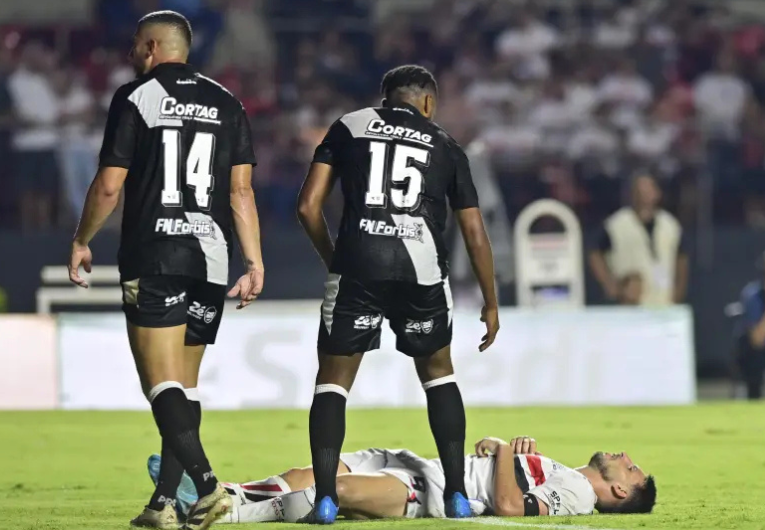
[313,103,479,285]
[99,62,256,285]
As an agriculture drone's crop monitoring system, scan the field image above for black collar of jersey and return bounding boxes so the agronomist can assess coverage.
[383,101,424,117]
[148,62,197,77]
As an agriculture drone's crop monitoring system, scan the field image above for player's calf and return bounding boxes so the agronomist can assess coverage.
[416,348,468,502]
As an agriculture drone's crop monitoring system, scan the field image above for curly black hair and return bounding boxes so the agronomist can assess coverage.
[380,64,438,101]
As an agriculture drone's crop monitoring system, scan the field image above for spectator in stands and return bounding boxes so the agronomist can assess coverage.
[693,52,750,140]
[54,67,99,222]
[8,41,60,231]
[495,8,560,80]
[735,253,765,399]
[588,174,688,306]
[0,47,16,229]
[209,0,275,74]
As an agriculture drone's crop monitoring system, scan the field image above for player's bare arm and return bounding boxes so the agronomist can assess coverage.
[69,166,128,288]
[229,163,264,309]
[455,207,499,351]
[493,441,549,516]
[475,435,539,457]
[297,162,335,269]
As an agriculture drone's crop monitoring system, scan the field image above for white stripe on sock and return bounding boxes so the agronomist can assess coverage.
[147,381,184,403]
[184,387,200,401]
[314,384,349,399]
[422,374,457,391]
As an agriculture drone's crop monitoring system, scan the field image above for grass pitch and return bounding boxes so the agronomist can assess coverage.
[0,404,760,530]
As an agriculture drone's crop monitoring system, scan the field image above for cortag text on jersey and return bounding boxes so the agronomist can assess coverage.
[366,119,432,146]
[156,218,217,239]
[359,218,423,242]
[160,97,220,124]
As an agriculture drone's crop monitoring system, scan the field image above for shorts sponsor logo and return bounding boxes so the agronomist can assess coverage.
[359,219,423,242]
[176,79,197,85]
[155,218,217,239]
[188,302,218,324]
[365,119,433,146]
[160,97,220,124]
[354,314,382,330]
[405,319,434,334]
[165,292,187,307]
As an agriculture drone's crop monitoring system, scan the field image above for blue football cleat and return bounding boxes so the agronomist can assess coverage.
[445,492,473,518]
[297,496,339,524]
[147,454,199,519]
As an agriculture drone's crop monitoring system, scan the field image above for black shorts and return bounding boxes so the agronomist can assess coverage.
[122,275,226,345]
[317,275,453,357]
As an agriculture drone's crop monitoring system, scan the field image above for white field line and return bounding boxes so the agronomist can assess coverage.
[462,517,627,530]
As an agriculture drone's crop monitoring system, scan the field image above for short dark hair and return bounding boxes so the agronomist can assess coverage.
[380,64,438,101]
[138,10,193,48]
[600,475,657,514]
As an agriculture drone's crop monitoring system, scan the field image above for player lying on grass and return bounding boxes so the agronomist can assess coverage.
[147,436,656,523]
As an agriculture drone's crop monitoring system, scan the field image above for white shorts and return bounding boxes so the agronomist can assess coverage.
[340,448,445,518]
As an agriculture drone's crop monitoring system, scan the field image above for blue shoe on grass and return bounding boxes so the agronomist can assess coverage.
[147,454,199,519]
[445,491,472,518]
[297,496,339,524]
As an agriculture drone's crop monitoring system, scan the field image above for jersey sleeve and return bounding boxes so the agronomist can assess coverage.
[447,144,480,210]
[312,120,348,166]
[526,473,596,516]
[232,104,257,166]
[99,85,139,169]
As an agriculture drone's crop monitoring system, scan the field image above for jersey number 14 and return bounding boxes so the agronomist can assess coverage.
[161,129,216,210]
[365,141,430,209]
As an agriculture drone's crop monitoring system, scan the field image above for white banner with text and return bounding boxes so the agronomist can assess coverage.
[58,303,695,409]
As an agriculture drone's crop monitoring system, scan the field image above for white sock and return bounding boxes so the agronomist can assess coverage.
[220,486,315,524]
[280,486,317,523]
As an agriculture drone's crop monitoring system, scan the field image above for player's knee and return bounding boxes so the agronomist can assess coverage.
[415,347,454,383]
[281,467,314,490]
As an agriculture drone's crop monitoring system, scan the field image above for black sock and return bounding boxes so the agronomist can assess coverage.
[425,381,467,500]
[151,387,216,498]
[147,397,203,511]
[309,390,347,505]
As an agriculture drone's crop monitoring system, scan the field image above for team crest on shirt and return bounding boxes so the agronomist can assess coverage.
[359,219,423,242]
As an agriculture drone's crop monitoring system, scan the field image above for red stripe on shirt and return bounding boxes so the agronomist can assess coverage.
[526,455,546,486]
[241,484,283,492]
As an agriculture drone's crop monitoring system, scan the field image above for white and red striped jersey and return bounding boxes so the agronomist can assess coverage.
[461,454,597,516]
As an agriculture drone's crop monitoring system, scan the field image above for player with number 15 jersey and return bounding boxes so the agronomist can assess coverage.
[297,65,500,524]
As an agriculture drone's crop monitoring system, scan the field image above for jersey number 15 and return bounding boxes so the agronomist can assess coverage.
[365,141,430,210]
[161,129,216,210]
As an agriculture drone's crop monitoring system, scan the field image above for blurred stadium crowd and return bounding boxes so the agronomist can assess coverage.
[1,0,765,231]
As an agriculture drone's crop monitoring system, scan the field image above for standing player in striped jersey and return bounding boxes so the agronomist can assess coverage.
[296,65,499,523]
[67,11,262,530]
[143,435,656,522]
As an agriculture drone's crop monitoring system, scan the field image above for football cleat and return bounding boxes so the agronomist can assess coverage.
[182,484,232,530]
[297,496,338,525]
[445,492,473,518]
[148,454,198,518]
[130,504,179,529]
